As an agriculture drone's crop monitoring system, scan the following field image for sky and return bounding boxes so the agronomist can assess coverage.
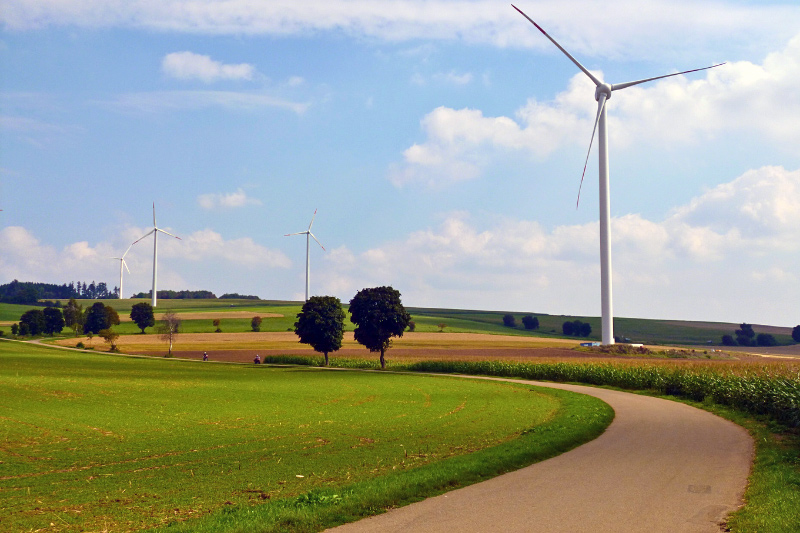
[2,0,800,328]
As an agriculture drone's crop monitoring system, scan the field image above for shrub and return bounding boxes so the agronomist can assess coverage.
[251,316,262,332]
[502,314,516,328]
[757,333,777,347]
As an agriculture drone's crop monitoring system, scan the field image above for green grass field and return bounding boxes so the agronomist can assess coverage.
[2,299,796,345]
[0,340,612,532]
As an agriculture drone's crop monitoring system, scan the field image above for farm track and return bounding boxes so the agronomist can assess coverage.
[328,377,754,533]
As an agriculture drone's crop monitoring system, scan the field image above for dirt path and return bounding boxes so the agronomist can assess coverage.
[327,378,753,533]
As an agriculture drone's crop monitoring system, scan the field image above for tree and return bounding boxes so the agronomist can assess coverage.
[349,286,411,369]
[43,307,65,335]
[562,321,575,336]
[84,302,110,334]
[502,314,516,328]
[63,298,84,336]
[521,315,539,330]
[579,321,592,338]
[98,329,120,351]
[251,316,263,332]
[294,296,346,366]
[408,321,416,332]
[735,323,756,347]
[437,323,447,332]
[130,302,155,333]
[158,311,181,356]
[792,325,800,343]
[756,333,777,347]
[721,334,738,346]
[213,318,222,333]
[105,305,120,327]
[19,309,45,336]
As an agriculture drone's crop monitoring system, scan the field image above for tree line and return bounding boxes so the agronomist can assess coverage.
[722,323,800,347]
[0,280,117,304]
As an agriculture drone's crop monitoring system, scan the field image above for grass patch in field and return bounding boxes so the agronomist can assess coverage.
[0,341,611,532]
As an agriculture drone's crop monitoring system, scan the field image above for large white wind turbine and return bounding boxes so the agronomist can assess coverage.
[131,203,181,307]
[512,5,723,345]
[111,243,133,300]
[285,209,325,302]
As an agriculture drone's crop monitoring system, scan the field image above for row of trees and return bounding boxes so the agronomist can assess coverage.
[131,290,217,300]
[501,314,540,330]
[294,286,410,369]
[0,280,117,304]
[562,320,592,337]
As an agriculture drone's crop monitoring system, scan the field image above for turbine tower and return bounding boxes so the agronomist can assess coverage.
[285,209,325,302]
[512,4,723,345]
[132,203,181,307]
[111,243,133,300]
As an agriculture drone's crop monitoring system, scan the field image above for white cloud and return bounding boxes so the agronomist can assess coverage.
[322,166,800,325]
[104,90,309,114]
[197,188,262,210]
[3,1,800,62]
[392,34,800,187]
[162,51,255,83]
[0,225,291,296]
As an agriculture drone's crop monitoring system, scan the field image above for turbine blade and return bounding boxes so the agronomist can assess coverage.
[157,228,181,240]
[512,4,602,87]
[577,94,607,209]
[152,202,157,227]
[122,259,130,273]
[131,229,156,245]
[285,231,307,237]
[121,243,133,259]
[309,232,325,251]
[308,209,317,231]
[611,62,725,92]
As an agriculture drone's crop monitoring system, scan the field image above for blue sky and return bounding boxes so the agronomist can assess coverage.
[2,0,800,327]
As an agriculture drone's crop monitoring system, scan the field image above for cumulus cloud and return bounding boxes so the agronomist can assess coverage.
[322,166,800,325]
[0,225,291,297]
[197,188,262,210]
[162,51,255,83]
[392,35,800,187]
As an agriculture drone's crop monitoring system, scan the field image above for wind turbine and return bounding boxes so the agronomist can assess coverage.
[512,4,724,345]
[131,203,181,307]
[111,243,133,300]
[285,209,325,302]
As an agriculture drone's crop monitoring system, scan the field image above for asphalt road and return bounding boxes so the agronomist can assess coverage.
[327,379,753,533]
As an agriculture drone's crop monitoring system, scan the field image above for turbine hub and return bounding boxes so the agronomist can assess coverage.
[595,83,612,102]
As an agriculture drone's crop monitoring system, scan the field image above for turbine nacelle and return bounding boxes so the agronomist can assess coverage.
[595,83,612,102]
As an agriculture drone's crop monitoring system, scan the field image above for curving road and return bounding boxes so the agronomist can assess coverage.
[327,379,753,533]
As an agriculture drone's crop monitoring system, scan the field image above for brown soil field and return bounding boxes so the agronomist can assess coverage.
[53,331,785,365]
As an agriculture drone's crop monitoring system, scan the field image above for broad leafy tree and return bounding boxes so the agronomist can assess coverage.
[130,302,155,333]
[349,286,411,369]
[522,315,540,330]
[294,296,346,366]
[251,316,263,332]
[792,325,800,343]
[63,298,84,336]
[735,323,756,347]
[84,302,110,334]
[19,309,46,336]
[43,307,65,335]
[756,333,777,347]
[502,314,516,328]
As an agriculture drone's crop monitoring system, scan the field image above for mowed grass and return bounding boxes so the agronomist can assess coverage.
[0,341,612,532]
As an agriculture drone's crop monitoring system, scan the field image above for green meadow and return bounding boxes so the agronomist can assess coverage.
[0,341,611,532]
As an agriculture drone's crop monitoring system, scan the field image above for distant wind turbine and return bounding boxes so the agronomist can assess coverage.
[285,209,325,302]
[111,243,133,300]
[512,4,724,345]
[131,203,181,307]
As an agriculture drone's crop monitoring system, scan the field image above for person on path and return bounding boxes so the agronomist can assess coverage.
[254,354,261,364]
[203,352,208,361]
